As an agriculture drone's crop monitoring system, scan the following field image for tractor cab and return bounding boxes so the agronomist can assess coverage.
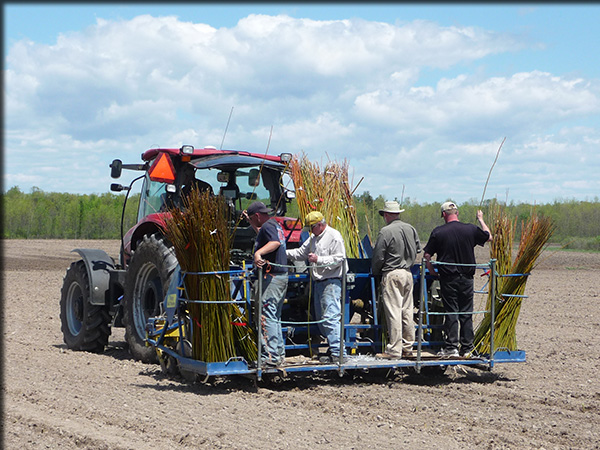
[111,146,300,263]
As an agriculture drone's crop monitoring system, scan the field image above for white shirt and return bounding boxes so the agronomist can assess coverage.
[286,225,348,281]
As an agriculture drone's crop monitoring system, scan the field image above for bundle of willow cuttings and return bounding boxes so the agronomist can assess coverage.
[162,188,257,362]
[289,152,361,258]
[473,203,554,354]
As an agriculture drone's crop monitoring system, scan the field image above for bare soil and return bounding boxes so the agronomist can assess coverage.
[3,239,600,449]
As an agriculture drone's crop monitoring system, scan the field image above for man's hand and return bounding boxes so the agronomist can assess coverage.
[424,252,439,278]
[476,210,493,241]
[254,241,280,268]
[307,253,318,264]
[254,252,266,267]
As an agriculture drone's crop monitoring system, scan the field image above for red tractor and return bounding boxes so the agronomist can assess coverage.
[60,145,301,362]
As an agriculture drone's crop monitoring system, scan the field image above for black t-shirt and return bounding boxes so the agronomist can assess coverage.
[423,221,490,277]
[254,218,287,273]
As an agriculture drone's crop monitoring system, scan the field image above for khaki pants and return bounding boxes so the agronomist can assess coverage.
[381,269,415,356]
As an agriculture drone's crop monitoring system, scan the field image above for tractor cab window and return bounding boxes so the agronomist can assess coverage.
[190,155,292,216]
[137,165,292,222]
[179,163,214,199]
[204,167,287,215]
[137,176,168,222]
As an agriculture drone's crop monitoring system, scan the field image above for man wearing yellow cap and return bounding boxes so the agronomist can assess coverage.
[286,211,348,362]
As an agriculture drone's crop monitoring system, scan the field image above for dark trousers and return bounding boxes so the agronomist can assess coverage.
[439,275,474,353]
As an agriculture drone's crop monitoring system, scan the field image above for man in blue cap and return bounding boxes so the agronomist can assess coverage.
[245,201,288,367]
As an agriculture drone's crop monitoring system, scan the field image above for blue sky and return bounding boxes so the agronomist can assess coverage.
[4,3,600,204]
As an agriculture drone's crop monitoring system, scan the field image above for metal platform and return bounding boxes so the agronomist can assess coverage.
[146,257,526,381]
[151,339,525,379]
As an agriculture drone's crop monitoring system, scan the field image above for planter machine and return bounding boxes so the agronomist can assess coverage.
[147,256,526,382]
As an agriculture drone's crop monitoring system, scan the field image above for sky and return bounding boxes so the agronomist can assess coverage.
[4,3,600,205]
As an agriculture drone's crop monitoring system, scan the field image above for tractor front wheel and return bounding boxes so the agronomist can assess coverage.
[60,260,111,352]
[123,233,177,363]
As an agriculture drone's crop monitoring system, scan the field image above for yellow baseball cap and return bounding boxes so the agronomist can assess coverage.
[304,211,324,228]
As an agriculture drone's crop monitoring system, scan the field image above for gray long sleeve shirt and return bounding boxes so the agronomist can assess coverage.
[371,219,421,275]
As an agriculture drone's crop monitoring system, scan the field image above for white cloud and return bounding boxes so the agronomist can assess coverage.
[4,13,600,203]
[353,71,600,142]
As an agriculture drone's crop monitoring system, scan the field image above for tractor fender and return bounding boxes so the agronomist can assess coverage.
[72,248,115,306]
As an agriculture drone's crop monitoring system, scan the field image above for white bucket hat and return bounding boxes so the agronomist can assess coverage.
[379,200,405,216]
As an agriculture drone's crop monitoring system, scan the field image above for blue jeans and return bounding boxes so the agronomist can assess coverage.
[313,278,346,358]
[258,273,288,364]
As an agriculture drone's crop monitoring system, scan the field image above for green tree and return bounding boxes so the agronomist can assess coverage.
[2,186,599,251]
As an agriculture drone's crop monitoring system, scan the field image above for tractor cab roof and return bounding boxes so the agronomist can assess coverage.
[141,147,288,166]
[190,154,285,171]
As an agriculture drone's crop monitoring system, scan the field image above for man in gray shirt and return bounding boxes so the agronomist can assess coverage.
[372,201,421,359]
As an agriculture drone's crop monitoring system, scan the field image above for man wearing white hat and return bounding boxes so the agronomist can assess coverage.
[372,200,421,359]
[286,211,348,362]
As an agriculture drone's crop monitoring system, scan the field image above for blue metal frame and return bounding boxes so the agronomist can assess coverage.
[146,258,526,380]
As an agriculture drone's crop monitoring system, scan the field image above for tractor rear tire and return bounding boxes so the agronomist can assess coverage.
[123,233,177,363]
[60,260,111,353]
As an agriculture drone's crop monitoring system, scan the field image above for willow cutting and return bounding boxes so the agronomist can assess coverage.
[473,203,554,354]
[162,188,257,363]
[290,152,361,258]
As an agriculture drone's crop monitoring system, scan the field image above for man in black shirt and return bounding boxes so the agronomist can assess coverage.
[423,201,492,357]
[245,201,288,366]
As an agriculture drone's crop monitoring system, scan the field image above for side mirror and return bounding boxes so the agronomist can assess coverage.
[110,159,123,179]
[110,183,129,192]
[217,171,230,183]
[245,192,258,200]
[248,168,260,187]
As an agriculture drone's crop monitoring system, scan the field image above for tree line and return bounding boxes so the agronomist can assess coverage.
[3,187,139,240]
[3,186,599,251]
[354,192,600,251]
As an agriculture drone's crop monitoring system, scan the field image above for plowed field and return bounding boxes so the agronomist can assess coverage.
[3,239,600,449]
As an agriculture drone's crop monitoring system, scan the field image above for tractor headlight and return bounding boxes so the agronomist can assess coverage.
[181,145,194,154]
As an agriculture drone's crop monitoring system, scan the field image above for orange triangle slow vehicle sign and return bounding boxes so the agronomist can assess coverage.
[148,152,176,183]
